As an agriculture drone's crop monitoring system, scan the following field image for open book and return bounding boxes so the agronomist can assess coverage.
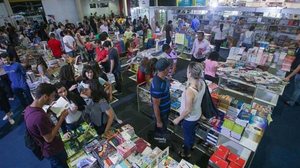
[43,97,69,117]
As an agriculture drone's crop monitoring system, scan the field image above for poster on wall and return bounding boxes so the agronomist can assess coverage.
[177,0,193,6]
[194,0,206,6]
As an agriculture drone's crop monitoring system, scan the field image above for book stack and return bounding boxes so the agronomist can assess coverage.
[218,95,233,112]
[230,124,245,140]
[209,145,246,168]
[211,92,219,107]
[207,130,219,146]
[235,110,252,127]
[226,106,241,118]
[116,140,137,159]
[221,118,235,137]
[242,115,267,143]
[158,156,178,168]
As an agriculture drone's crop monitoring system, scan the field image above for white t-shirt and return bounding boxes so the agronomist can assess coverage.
[63,35,75,52]
[100,25,109,33]
[213,26,227,40]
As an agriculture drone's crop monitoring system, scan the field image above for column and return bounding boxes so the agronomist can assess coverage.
[75,0,83,22]
[123,0,128,16]
[3,0,13,16]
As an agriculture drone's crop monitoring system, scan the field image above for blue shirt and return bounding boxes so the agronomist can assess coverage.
[191,18,200,32]
[3,62,28,89]
[150,75,171,114]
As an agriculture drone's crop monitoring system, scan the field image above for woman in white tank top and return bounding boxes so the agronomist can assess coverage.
[173,62,205,158]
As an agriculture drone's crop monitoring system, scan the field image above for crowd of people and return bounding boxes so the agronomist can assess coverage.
[0,11,300,168]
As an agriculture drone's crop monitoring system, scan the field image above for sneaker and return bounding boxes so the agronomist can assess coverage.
[8,118,15,125]
[116,119,123,124]
[3,112,13,121]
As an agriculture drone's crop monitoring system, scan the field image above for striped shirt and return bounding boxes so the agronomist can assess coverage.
[150,75,171,114]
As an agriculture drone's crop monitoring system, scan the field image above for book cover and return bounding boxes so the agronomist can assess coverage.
[49,97,69,117]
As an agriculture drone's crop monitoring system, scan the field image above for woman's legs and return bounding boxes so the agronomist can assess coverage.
[182,120,197,156]
[287,74,300,106]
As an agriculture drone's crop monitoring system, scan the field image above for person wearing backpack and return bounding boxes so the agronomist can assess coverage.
[172,62,206,158]
[24,83,69,168]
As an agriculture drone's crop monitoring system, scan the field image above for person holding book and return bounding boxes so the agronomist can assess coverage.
[284,64,300,106]
[190,32,211,63]
[173,62,206,158]
[55,82,86,131]
[24,83,69,168]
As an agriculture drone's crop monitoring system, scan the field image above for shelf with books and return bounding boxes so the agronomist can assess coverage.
[219,86,254,100]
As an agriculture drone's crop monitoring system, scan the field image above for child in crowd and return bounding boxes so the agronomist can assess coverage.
[204,51,219,84]
[1,53,33,109]
[123,26,133,43]
[85,37,94,61]
[55,82,86,132]
[132,33,140,49]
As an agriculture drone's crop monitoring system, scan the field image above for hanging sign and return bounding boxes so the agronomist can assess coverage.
[194,0,206,6]
[177,0,193,6]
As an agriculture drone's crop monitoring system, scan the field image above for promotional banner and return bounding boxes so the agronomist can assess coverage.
[194,0,206,6]
[177,0,193,6]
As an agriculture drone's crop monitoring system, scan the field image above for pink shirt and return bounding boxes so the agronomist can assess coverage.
[204,59,218,77]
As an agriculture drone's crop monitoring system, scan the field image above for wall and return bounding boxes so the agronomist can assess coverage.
[41,0,79,23]
[0,2,9,26]
[80,0,120,17]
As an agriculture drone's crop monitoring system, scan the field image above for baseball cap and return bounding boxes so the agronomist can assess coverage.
[155,58,171,72]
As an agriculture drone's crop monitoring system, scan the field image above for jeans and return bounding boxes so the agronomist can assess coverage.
[154,112,169,137]
[46,150,68,168]
[113,71,122,93]
[241,43,253,51]
[65,116,84,131]
[191,56,206,63]
[166,37,171,45]
[182,120,198,153]
[87,50,95,61]
[214,39,226,52]
[290,74,300,105]
[13,86,33,108]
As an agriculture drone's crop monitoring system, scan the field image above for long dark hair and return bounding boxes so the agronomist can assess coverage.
[59,64,75,81]
[87,79,108,102]
[82,64,96,82]
[89,60,107,81]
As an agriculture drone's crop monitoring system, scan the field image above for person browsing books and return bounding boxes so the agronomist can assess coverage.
[24,83,69,168]
[150,58,171,143]
[173,62,206,158]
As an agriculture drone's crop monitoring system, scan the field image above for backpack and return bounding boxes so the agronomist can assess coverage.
[24,112,44,160]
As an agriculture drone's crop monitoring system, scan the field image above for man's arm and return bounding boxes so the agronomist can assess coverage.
[110,59,114,73]
[42,110,68,143]
[285,64,300,81]
[152,97,162,127]
[202,40,211,55]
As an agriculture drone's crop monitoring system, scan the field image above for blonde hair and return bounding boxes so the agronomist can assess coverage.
[187,62,204,91]
[188,62,203,80]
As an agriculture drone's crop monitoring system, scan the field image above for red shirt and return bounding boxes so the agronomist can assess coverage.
[95,47,108,62]
[85,42,93,51]
[48,39,62,58]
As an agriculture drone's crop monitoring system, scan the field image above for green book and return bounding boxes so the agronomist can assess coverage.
[231,124,244,135]
[222,119,235,130]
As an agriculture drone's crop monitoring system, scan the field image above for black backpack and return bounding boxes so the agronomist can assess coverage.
[24,112,44,160]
